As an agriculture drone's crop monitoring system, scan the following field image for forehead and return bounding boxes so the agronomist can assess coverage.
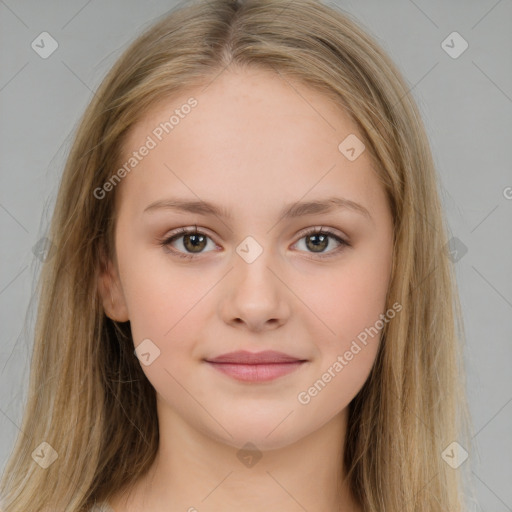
[116,67,385,221]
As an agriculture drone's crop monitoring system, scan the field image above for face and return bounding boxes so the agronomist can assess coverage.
[99,67,394,451]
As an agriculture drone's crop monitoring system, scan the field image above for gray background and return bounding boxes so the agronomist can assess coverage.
[1,0,511,510]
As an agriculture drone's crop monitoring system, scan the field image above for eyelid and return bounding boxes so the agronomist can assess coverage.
[159,225,350,259]
[162,225,349,244]
[160,225,218,247]
[294,225,349,243]
[158,226,220,260]
[291,226,349,260]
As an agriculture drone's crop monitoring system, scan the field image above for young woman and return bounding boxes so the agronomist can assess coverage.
[0,0,474,510]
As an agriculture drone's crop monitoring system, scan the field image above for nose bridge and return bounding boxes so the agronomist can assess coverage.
[236,233,270,269]
[233,233,278,294]
[220,234,290,330]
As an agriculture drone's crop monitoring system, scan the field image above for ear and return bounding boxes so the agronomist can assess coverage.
[97,257,130,322]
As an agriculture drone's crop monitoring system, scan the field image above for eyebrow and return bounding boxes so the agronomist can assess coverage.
[143,196,372,222]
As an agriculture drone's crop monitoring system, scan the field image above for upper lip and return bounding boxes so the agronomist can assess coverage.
[206,350,306,364]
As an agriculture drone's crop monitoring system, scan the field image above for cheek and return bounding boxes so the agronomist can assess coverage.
[295,353,375,427]
[301,255,390,343]
[295,266,386,418]
[118,256,209,395]
[296,249,390,394]
[118,241,210,342]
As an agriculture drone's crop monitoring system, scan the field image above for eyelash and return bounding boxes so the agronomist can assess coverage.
[159,225,349,261]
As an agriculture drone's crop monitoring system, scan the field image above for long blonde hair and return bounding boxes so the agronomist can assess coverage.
[0,0,474,510]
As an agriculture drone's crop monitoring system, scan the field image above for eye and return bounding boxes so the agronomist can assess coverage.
[159,225,350,261]
[159,226,217,260]
[292,226,349,259]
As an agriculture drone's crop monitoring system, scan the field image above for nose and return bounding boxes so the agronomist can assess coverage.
[218,246,291,333]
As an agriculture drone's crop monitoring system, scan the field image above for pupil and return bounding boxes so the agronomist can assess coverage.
[182,233,329,254]
[185,234,206,252]
[308,234,327,252]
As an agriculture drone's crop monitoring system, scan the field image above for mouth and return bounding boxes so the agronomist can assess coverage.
[204,350,308,383]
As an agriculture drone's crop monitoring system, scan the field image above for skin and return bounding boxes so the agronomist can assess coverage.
[98,66,394,512]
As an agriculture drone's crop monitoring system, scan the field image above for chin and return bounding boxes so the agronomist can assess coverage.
[201,413,309,452]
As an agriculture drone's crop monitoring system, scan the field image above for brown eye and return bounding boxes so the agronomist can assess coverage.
[160,227,216,260]
[305,232,330,252]
[160,226,349,261]
[181,232,207,253]
[294,228,349,258]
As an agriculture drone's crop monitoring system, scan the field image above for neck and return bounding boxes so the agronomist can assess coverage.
[109,401,361,512]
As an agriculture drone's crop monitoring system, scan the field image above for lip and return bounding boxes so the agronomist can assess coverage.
[205,350,308,382]
[206,350,305,364]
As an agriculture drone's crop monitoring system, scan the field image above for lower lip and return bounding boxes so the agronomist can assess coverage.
[206,361,305,382]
